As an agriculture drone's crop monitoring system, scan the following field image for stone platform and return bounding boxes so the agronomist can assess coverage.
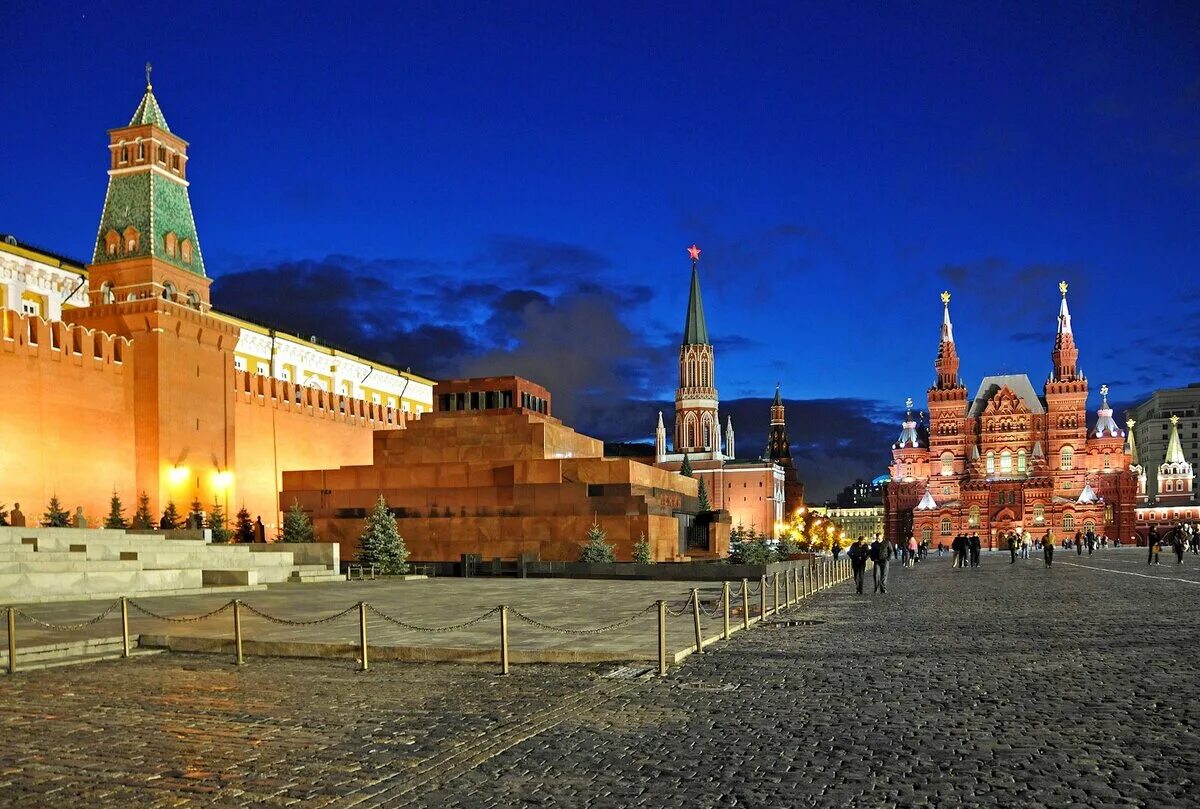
[0,528,341,603]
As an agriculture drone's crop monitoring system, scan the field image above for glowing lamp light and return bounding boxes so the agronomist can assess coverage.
[168,465,190,486]
[214,470,234,489]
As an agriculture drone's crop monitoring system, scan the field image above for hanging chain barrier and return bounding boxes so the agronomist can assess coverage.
[3,558,851,676]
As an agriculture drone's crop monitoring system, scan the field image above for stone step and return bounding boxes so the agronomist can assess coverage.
[6,559,144,573]
[0,635,165,671]
[7,582,268,605]
[287,569,345,583]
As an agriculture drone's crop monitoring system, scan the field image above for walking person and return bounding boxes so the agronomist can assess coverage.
[1008,532,1018,564]
[848,536,869,595]
[907,535,919,567]
[1021,529,1032,560]
[873,535,895,594]
[1075,531,1084,556]
[1173,532,1186,565]
[1086,529,1096,556]
[1043,530,1055,568]
[969,533,981,568]
[1148,525,1161,565]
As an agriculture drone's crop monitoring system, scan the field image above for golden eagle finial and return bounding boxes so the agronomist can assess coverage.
[940,290,951,305]
[1059,280,1068,296]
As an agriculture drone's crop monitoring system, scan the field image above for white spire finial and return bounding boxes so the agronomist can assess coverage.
[145,62,153,91]
[1057,281,1073,335]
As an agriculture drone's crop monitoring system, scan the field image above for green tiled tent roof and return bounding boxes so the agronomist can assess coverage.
[682,264,710,346]
[128,90,170,132]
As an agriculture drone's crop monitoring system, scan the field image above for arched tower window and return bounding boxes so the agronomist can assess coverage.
[1000,450,1012,474]
[702,418,712,450]
[100,281,115,305]
[969,505,980,527]
[161,281,176,301]
[1017,449,1026,474]
[186,290,201,310]
[940,517,951,536]
[986,451,995,475]
[941,452,953,477]
[1063,513,1075,531]
[686,416,696,448]
[1060,446,1074,471]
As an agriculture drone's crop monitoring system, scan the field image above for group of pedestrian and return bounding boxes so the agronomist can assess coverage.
[847,534,897,595]
[950,533,981,569]
[1004,529,1034,563]
[1146,522,1200,566]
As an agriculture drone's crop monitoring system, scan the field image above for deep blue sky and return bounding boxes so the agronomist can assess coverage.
[2,2,1198,499]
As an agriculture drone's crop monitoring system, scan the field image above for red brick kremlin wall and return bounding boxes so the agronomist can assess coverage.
[0,307,398,531]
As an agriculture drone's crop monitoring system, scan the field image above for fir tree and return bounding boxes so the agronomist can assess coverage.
[160,501,182,530]
[281,500,316,543]
[776,533,801,560]
[697,476,711,511]
[187,499,206,530]
[209,502,232,543]
[579,522,616,563]
[727,524,746,563]
[103,491,128,529]
[356,495,408,574]
[680,453,693,477]
[631,533,654,564]
[132,492,154,530]
[234,507,255,544]
[42,495,70,528]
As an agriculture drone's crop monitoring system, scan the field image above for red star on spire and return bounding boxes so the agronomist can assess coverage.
[687,244,701,262]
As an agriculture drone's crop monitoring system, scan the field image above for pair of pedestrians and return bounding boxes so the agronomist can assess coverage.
[847,535,896,595]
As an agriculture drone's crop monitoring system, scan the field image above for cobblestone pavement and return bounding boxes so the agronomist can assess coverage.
[2,548,1198,808]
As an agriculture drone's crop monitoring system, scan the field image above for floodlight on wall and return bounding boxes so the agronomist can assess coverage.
[214,470,233,489]
[168,465,190,486]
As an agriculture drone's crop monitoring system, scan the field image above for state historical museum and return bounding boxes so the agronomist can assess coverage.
[884,285,1137,546]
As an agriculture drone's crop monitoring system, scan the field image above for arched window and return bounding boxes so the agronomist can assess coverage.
[941,452,953,477]
[1083,520,1095,532]
[1017,449,1026,474]
[1060,446,1074,470]
[186,290,201,310]
[1034,504,1045,523]
[686,417,696,448]
[969,505,980,527]
[161,281,176,301]
[136,140,145,160]
[702,420,712,450]
[1000,450,1012,474]
[1063,514,1075,531]
[100,281,115,305]
[921,525,933,543]
[180,239,192,263]
[986,451,995,475]
[120,145,129,163]
[940,517,951,536]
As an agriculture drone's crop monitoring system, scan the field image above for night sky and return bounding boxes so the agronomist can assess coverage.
[2,3,1198,500]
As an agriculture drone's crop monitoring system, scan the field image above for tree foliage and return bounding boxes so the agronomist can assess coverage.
[187,499,206,530]
[43,495,71,528]
[697,476,710,511]
[281,500,316,543]
[356,495,409,574]
[132,492,154,530]
[209,502,232,544]
[680,453,693,477]
[234,507,255,544]
[104,491,128,530]
[160,501,182,530]
[631,533,653,564]
[579,522,616,563]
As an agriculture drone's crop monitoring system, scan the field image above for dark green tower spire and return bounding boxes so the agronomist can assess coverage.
[92,66,205,278]
[682,243,709,346]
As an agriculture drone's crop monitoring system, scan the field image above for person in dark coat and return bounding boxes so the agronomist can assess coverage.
[873,536,895,594]
[1173,532,1186,565]
[254,516,266,543]
[1147,526,1161,565]
[1043,530,1055,568]
[1008,532,1018,564]
[847,536,870,595]
[952,534,966,568]
[969,533,981,568]
[1075,531,1084,555]
[1086,529,1096,555]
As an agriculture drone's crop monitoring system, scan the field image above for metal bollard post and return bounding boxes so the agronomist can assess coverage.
[759,575,767,621]
[784,568,791,608]
[657,600,668,677]
[742,578,750,630]
[691,589,703,653]
[233,600,245,666]
[120,597,130,659]
[499,605,510,675]
[6,606,15,675]
[773,572,780,616]
[722,581,731,640]
[358,602,369,672]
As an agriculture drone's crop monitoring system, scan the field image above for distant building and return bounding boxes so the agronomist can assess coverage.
[652,247,804,536]
[823,505,885,541]
[833,478,885,508]
[1129,385,1200,503]
[883,286,1138,545]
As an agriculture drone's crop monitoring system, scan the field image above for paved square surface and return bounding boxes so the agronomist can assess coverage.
[2,547,1198,807]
